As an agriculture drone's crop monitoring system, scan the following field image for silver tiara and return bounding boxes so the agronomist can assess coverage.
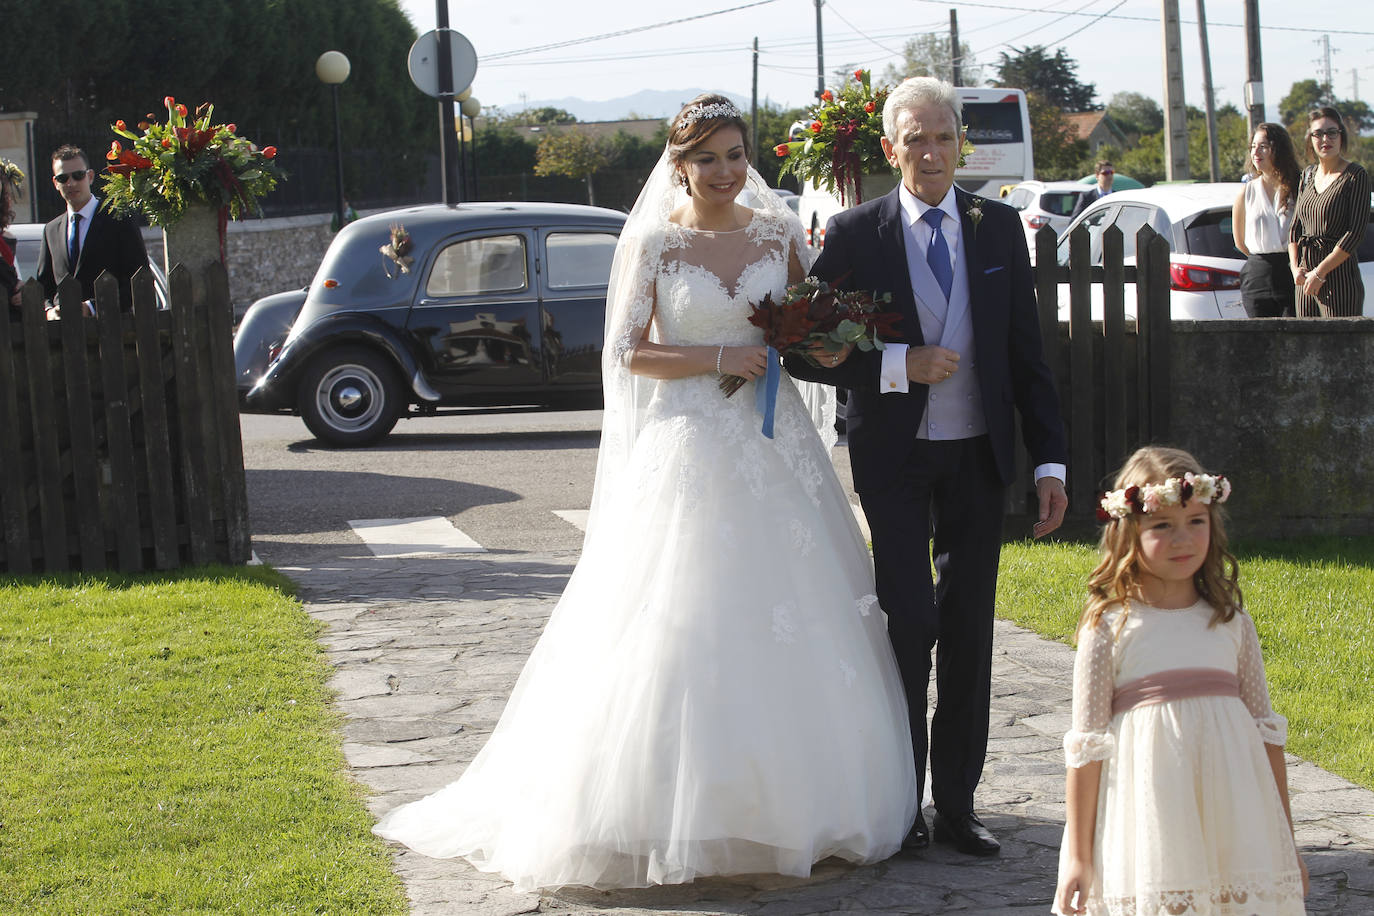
[680,102,742,126]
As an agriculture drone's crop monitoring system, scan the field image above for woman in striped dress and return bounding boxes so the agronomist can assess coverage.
[1288,106,1370,317]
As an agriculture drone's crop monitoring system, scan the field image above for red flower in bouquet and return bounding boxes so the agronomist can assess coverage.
[718,275,901,397]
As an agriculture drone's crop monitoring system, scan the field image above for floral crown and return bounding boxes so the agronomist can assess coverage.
[679,101,742,126]
[1,158,23,192]
[1097,472,1231,522]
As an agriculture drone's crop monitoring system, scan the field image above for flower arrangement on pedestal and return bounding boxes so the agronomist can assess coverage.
[773,69,976,206]
[100,97,282,229]
[774,70,891,207]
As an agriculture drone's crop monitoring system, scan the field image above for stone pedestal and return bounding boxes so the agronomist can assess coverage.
[853,171,899,205]
[163,202,223,283]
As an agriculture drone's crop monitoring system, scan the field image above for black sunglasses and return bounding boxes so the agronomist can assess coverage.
[54,169,90,184]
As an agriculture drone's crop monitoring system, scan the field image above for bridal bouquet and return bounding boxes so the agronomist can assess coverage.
[719,276,901,397]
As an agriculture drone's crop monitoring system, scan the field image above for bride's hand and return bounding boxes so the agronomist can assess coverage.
[719,345,769,379]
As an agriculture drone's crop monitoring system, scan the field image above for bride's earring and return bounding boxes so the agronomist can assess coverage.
[679,171,692,196]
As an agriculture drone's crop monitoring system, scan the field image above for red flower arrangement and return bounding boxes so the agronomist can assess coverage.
[719,275,902,397]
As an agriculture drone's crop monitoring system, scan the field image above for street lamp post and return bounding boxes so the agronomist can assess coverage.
[315,51,351,230]
[461,95,481,200]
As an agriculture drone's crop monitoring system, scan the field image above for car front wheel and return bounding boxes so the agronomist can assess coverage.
[297,346,405,447]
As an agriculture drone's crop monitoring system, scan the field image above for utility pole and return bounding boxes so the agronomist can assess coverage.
[1318,35,1335,101]
[752,38,760,171]
[1243,0,1264,133]
[814,0,825,100]
[950,9,962,86]
[436,0,460,203]
[1196,0,1220,181]
[1161,0,1190,181]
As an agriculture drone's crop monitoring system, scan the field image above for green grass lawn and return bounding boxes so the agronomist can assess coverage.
[997,535,1374,791]
[0,567,406,915]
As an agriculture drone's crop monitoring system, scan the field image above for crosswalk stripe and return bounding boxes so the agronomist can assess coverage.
[347,517,486,557]
[552,509,590,531]
[551,506,871,540]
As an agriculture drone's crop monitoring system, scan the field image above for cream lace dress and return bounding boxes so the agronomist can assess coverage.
[373,209,918,891]
[1058,599,1306,915]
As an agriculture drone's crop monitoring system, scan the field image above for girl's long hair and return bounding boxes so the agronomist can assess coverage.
[1250,123,1302,212]
[1080,446,1242,637]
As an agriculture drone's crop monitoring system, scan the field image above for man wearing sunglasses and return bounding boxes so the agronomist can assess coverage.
[36,145,148,318]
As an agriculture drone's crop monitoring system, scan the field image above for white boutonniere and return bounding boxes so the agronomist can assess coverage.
[965,198,984,233]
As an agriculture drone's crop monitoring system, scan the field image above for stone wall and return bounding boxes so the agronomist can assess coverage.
[1165,318,1374,538]
[143,212,335,318]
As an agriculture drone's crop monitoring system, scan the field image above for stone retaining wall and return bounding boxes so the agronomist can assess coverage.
[144,212,335,318]
[1166,318,1374,538]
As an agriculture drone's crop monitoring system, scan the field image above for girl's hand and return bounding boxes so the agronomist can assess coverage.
[1292,265,1306,283]
[719,345,769,380]
[1302,271,1325,297]
[1053,860,1092,915]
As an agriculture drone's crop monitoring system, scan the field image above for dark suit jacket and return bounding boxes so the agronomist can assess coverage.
[1070,186,1108,219]
[786,186,1066,492]
[37,204,149,313]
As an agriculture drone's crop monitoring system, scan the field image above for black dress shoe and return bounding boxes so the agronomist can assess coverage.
[901,811,930,850]
[933,812,1000,856]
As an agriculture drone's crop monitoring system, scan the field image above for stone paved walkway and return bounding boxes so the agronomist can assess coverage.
[281,551,1374,916]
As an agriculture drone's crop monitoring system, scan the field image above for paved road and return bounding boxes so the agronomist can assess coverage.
[245,413,1374,915]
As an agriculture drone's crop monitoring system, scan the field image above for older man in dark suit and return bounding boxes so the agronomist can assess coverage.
[36,145,148,317]
[787,77,1068,857]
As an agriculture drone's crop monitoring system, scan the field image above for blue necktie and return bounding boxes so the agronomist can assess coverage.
[921,207,952,301]
[68,213,82,266]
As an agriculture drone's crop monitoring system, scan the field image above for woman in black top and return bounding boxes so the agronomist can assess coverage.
[1288,106,1369,317]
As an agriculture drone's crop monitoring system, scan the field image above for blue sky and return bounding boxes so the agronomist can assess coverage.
[396,0,1374,122]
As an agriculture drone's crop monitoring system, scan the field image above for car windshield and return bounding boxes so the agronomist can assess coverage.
[1039,191,1081,217]
[1183,208,1243,259]
[14,238,41,281]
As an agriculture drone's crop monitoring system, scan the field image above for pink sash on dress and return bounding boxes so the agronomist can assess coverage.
[1112,667,1239,715]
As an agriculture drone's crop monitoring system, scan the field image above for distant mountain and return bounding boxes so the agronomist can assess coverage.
[498,89,753,122]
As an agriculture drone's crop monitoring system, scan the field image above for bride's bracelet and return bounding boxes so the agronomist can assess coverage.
[715,345,725,377]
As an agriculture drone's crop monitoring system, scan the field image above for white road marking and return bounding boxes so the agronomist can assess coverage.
[552,509,590,531]
[347,517,486,557]
[851,502,871,541]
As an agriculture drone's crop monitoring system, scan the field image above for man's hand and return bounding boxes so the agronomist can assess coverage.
[801,339,853,369]
[905,345,960,385]
[1033,476,1068,538]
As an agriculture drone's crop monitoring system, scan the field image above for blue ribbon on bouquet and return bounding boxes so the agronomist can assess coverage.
[754,345,781,439]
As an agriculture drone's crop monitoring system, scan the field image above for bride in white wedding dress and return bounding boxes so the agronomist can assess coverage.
[372,94,918,892]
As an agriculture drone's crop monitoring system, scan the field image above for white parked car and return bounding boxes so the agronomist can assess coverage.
[1052,183,1374,319]
[1002,180,1090,264]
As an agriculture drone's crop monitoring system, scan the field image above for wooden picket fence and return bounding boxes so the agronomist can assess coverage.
[0,264,250,573]
[1005,223,1172,534]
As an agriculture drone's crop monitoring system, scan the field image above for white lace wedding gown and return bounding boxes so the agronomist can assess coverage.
[373,210,918,891]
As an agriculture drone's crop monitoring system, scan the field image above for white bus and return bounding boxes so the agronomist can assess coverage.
[797,87,1033,248]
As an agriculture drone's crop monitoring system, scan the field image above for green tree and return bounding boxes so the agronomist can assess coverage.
[1279,80,1373,137]
[880,34,982,86]
[1106,91,1164,138]
[534,130,611,205]
[1029,95,1088,180]
[993,46,1097,111]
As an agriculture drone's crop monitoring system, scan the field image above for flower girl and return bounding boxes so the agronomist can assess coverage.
[1053,446,1308,916]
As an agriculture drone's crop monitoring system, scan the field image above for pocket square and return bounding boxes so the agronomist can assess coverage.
[983,265,1006,275]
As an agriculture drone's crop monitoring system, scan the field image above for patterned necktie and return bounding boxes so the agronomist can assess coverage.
[68,213,82,266]
[921,207,952,301]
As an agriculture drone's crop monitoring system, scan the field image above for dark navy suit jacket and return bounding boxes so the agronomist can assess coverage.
[786,185,1067,493]
[37,204,148,313]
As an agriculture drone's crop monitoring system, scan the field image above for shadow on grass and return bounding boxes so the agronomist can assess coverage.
[0,563,297,595]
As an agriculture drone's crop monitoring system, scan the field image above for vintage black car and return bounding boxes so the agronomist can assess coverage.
[235,202,625,446]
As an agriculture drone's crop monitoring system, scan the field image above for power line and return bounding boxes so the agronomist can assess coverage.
[483,0,782,61]
[916,0,1374,36]
[975,0,1108,54]
[1037,0,1131,48]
